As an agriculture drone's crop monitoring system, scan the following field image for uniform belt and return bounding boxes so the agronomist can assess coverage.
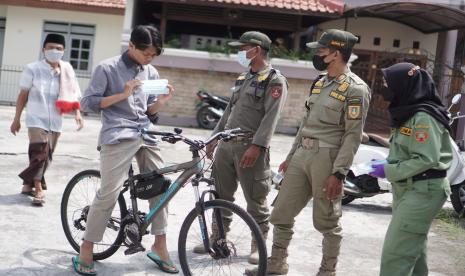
[399,169,446,182]
[300,137,339,149]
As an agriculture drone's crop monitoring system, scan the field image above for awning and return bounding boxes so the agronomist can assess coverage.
[344,1,465,34]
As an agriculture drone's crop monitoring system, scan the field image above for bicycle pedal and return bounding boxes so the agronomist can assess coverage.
[124,244,145,255]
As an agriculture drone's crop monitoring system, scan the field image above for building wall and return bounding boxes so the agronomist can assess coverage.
[319,17,438,55]
[156,66,309,132]
[0,5,7,17]
[1,5,123,68]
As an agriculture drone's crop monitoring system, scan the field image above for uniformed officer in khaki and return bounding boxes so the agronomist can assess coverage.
[194,31,288,264]
[247,29,370,276]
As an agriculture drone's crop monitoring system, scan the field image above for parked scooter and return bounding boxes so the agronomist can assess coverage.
[272,94,465,214]
[196,90,229,129]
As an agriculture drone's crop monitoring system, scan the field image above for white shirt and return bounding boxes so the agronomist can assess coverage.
[20,60,62,132]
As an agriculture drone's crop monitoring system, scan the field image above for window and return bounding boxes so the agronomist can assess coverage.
[413,41,420,49]
[393,39,400,48]
[42,21,95,72]
[373,37,381,46]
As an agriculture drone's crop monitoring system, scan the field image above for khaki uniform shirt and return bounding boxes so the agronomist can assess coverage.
[384,112,453,182]
[213,64,288,148]
[287,69,371,176]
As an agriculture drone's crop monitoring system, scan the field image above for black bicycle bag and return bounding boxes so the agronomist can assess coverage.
[135,174,171,200]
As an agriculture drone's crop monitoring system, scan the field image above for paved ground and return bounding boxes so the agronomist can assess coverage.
[0,105,464,276]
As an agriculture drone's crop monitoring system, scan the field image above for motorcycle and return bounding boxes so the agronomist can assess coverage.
[196,90,229,129]
[272,94,465,214]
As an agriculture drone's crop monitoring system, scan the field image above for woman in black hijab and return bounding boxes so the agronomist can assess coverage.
[369,62,453,276]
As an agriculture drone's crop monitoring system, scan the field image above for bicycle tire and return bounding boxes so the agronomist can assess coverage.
[178,199,267,276]
[60,169,127,260]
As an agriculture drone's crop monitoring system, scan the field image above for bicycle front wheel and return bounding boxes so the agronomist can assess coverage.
[60,170,127,260]
[178,199,267,276]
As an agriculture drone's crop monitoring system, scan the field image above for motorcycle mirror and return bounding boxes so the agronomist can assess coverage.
[452,94,462,105]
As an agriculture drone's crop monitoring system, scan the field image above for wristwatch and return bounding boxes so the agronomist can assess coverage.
[332,172,345,181]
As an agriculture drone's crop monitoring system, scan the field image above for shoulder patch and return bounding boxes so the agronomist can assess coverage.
[400,127,412,136]
[347,97,362,120]
[415,130,429,143]
[271,84,282,99]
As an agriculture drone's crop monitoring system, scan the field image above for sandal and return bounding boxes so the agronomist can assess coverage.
[31,194,45,206]
[72,256,97,275]
[147,252,179,274]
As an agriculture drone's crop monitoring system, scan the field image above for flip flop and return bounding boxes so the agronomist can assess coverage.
[71,256,97,276]
[146,252,179,274]
[31,194,45,206]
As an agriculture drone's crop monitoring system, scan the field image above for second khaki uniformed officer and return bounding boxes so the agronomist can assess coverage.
[193,31,288,264]
[247,29,370,276]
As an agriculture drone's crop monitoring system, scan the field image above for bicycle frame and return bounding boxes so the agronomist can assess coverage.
[124,155,203,236]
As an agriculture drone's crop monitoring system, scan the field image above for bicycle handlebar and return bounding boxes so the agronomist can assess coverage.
[141,127,251,149]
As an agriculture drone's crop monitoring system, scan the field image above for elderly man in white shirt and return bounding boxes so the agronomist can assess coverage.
[10,33,84,206]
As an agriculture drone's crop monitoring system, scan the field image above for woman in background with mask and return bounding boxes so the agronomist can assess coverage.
[370,62,452,276]
[10,33,83,205]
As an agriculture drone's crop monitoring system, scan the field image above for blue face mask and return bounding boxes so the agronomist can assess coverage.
[236,48,256,67]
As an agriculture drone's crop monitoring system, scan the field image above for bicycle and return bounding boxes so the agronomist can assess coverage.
[60,128,267,275]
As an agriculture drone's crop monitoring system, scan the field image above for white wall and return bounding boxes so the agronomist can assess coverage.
[1,6,124,69]
[318,17,438,56]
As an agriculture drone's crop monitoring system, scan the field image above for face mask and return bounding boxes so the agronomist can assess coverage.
[44,49,64,63]
[312,54,331,71]
[379,86,395,102]
[236,48,256,68]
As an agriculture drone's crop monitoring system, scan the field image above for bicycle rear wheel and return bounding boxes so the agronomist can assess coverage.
[178,199,267,276]
[60,170,127,260]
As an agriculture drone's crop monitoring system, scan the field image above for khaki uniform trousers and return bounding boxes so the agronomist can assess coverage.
[270,144,343,258]
[213,139,271,230]
[380,178,449,276]
[84,138,168,242]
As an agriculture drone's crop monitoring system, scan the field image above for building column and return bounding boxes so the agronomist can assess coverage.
[293,16,302,51]
[160,3,168,41]
[121,0,136,51]
[435,30,463,142]
[435,30,458,104]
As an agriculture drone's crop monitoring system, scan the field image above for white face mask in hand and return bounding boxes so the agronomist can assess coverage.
[236,48,256,68]
[44,49,64,63]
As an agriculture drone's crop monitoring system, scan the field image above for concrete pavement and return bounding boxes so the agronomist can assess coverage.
[0,106,463,276]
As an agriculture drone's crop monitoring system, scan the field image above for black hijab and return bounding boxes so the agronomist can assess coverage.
[381,62,451,132]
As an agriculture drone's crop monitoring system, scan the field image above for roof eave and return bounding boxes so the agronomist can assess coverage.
[0,0,125,15]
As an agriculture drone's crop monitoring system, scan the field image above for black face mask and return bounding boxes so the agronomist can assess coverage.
[379,86,394,102]
[312,54,330,71]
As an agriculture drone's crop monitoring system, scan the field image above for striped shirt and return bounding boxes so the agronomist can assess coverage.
[20,60,63,132]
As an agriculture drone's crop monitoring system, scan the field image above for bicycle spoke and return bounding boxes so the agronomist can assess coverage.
[179,200,266,275]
